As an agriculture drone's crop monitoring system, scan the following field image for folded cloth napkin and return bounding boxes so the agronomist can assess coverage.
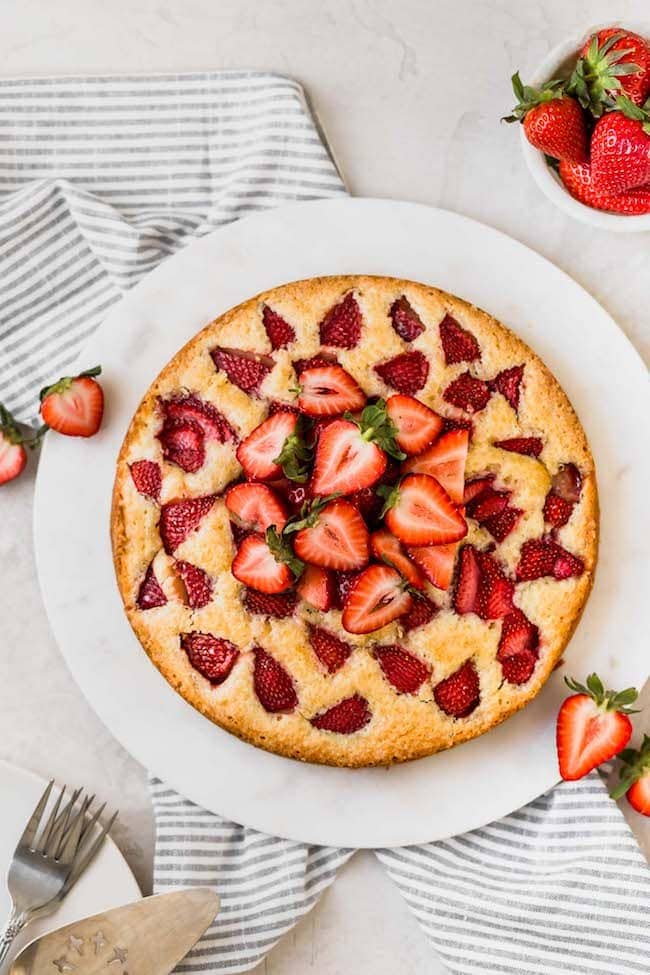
[2,69,648,975]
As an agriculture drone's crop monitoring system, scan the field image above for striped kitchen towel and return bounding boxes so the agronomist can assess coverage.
[151,770,650,975]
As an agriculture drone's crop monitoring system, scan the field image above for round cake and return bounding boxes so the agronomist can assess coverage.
[111,275,598,767]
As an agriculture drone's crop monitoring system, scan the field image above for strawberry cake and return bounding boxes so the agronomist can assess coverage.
[111,275,597,766]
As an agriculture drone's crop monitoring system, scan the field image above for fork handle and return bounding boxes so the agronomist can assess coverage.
[0,908,28,967]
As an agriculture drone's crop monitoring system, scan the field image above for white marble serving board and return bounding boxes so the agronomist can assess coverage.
[33,198,649,847]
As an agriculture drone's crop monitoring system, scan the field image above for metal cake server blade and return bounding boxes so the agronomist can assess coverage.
[8,888,219,975]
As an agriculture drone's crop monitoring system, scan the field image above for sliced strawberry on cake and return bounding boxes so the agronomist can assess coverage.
[292,498,369,570]
[371,528,427,590]
[225,482,289,533]
[296,364,366,416]
[341,564,412,634]
[402,428,469,503]
[236,411,298,481]
[380,473,467,546]
[385,394,443,456]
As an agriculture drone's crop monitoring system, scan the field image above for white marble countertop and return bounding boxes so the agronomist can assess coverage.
[1,2,648,973]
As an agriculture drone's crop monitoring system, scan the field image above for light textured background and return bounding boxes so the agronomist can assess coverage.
[1,2,648,973]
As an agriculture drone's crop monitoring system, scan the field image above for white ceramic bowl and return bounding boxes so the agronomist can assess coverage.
[521,21,650,232]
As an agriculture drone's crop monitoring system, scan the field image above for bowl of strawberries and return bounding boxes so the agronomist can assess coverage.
[507,23,650,230]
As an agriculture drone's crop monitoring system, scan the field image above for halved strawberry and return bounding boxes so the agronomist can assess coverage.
[371,528,427,590]
[319,292,362,348]
[225,483,289,534]
[262,304,295,350]
[489,365,523,411]
[497,610,539,685]
[402,429,469,503]
[385,395,443,456]
[453,545,481,615]
[157,417,204,473]
[231,534,294,593]
[382,473,467,546]
[181,632,239,684]
[310,694,371,733]
[610,736,650,816]
[434,660,480,718]
[375,350,429,394]
[439,314,480,365]
[543,493,574,528]
[293,499,369,571]
[175,560,213,609]
[389,296,424,341]
[161,393,235,443]
[40,366,104,437]
[517,537,584,582]
[243,588,297,618]
[311,419,387,496]
[236,411,298,481]
[253,647,298,712]
[628,776,650,816]
[296,364,366,417]
[308,625,352,673]
[443,372,490,413]
[211,347,274,396]
[401,594,438,632]
[0,404,29,486]
[130,459,162,502]
[297,565,335,611]
[341,564,412,634]
[374,645,430,694]
[159,495,216,553]
[407,542,458,591]
[557,674,637,781]
[495,437,543,458]
[476,549,514,620]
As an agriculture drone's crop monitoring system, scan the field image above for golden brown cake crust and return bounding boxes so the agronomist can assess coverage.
[111,275,598,767]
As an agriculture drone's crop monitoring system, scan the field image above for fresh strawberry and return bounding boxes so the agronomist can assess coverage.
[611,735,650,816]
[0,404,29,486]
[439,314,481,365]
[130,459,162,502]
[225,482,289,534]
[489,365,524,411]
[308,625,352,673]
[174,560,213,609]
[253,647,298,712]
[231,533,295,593]
[557,673,637,780]
[296,364,366,417]
[297,565,335,611]
[571,28,650,113]
[332,569,362,610]
[157,417,205,473]
[341,564,412,634]
[40,365,104,437]
[242,588,297,618]
[497,610,539,685]
[552,463,582,503]
[482,505,522,543]
[293,353,337,375]
[136,561,167,610]
[402,429,469,503]
[463,475,495,504]
[236,411,298,481]
[385,394,443,456]
[371,528,427,590]
[401,594,438,632]
[311,419,387,496]
[517,537,584,582]
[476,549,514,620]
[211,347,274,396]
[162,393,235,443]
[434,660,480,718]
[310,694,371,733]
[374,645,430,694]
[407,542,458,591]
[443,372,491,413]
[389,296,424,341]
[381,473,467,547]
[292,499,370,570]
[181,632,239,684]
[319,292,362,348]
[495,436,543,457]
[453,545,481,615]
[159,495,216,553]
[543,493,574,528]
[375,350,429,394]
[591,97,650,193]
[262,304,295,349]
[559,158,650,214]
[504,74,587,164]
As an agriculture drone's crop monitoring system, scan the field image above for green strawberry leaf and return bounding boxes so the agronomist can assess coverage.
[265,525,304,578]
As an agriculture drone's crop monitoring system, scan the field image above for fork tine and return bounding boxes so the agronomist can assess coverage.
[17,780,53,850]
[57,795,90,866]
[44,787,82,857]
[36,785,65,854]
[78,800,105,846]
[62,809,118,892]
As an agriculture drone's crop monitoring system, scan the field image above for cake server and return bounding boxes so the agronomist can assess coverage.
[7,888,219,975]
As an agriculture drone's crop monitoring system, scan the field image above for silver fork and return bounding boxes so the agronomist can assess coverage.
[0,781,118,966]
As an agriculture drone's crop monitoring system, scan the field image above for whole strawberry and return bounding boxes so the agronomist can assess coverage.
[559,158,650,214]
[570,28,650,115]
[0,404,29,485]
[590,95,650,193]
[611,735,650,816]
[504,73,588,164]
[40,365,104,437]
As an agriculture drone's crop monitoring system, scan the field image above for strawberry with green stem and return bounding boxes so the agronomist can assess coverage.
[0,403,46,485]
[40,365,104,437]
[590,95,650,193]
[611,735,650,816]
[569,28,650,115]
[504,73,588,164]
